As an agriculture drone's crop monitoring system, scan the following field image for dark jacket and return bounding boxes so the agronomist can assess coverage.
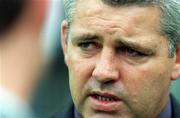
[52,102,75,118]
[53,95,180,118]
[171,95,180,118]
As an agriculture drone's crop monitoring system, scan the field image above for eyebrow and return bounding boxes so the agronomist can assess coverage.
[71,32,156,55]
[115,38,156,55]
[71,33,101,44]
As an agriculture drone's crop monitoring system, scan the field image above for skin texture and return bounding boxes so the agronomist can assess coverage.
[61,0,180,118]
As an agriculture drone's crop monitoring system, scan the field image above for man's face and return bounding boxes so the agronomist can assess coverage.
[62,1,176,118]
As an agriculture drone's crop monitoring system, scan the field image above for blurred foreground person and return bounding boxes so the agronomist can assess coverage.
[0,0,47,118]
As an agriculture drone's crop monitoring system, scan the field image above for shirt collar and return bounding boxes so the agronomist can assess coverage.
[158,97,172,118]
[74,97,172,118]
[74,108,81,118]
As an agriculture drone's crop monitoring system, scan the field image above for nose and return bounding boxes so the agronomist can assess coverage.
[92,48,119,83]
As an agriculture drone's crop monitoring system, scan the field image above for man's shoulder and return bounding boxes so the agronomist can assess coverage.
[171,94,180,118]
[52,102,75,118]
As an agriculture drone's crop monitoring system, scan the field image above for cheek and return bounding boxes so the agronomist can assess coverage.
[121,61,172,113]
[67,55,94,104]
[122,59,172,95]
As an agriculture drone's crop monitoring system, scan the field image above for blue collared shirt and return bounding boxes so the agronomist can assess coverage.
[158,98,172,118]
[74,98,172,118]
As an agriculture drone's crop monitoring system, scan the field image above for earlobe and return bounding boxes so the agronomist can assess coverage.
[171,46,180,80]
[61,20,68,65]
[171,64,180,80]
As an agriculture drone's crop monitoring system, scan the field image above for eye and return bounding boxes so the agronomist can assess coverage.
[117,46,147,57]
[78,41,99,51]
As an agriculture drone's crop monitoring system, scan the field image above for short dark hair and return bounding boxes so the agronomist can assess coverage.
[0,0,25,35]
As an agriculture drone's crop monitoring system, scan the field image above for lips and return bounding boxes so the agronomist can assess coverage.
[90,92,121,102]
[89,91,123,112]
[93,95,117,102]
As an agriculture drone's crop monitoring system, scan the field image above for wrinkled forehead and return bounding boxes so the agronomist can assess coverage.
[73,0,161,31]
[74,0,159,18]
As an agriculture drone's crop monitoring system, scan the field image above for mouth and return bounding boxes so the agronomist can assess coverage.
[88,91,122,112]
[90,92,121,103]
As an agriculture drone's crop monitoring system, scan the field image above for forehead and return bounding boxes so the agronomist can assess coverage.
[74,0,160,26]
[68,1,166,53]
[72,0,161,34]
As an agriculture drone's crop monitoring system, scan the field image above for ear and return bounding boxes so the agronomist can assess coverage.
[61,20,69,65]
[171,46,180,80]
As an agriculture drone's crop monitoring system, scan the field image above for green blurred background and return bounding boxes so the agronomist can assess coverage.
[171,80,180,98]
[31,1,180,118]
